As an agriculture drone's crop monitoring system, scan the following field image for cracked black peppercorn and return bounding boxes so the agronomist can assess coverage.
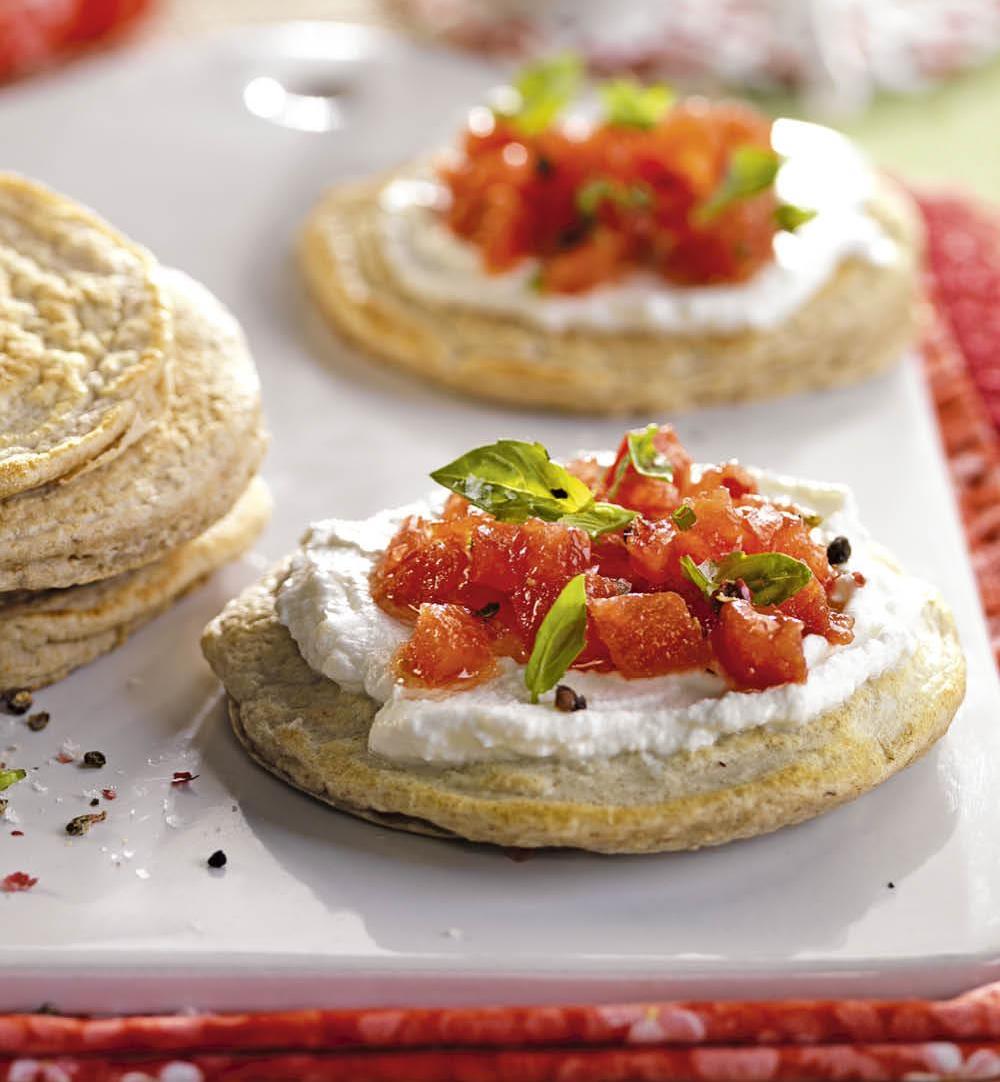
[3,689,32,715]
[554,685,587,712]
[474,602,500,620]
[66,811,106,836]
[82,751,106,769]
[207,849,227,869]
[826,536,851,565]
[26,712,50,732]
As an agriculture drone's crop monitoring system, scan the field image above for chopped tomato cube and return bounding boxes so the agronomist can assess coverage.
[711,600,806,690]
[394,604,497,690]
[589,591,710,677]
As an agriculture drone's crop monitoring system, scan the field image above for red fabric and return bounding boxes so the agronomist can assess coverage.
[1,194,999,1082]
[0,0,154,82]
[916,192,1000,663]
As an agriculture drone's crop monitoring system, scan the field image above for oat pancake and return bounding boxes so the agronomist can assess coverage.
[0,268,266,591]
[0,477,270,690]
[299,173,921,415]
[201,563,964,854]
[0,174,171,498]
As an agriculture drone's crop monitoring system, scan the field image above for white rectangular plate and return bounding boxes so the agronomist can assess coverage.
[1,23,998,1014]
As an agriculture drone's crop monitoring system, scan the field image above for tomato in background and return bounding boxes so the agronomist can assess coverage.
[0,0,154,82]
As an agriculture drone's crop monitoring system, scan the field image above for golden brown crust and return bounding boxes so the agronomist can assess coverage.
[298,172,922,415]
[0,269,267,591]
[0,477,271,689]
[0,174,171,497]
[201,562,965,854]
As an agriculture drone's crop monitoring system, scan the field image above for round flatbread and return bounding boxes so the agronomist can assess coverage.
[299,173,922,415]
[0,268,266,591]
[0,174,171,498]
[0,477,271,690]
[201,563,965,854]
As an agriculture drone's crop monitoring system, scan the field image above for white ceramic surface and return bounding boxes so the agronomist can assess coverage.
[1,24,998,1013]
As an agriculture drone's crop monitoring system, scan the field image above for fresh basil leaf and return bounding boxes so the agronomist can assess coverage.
[576,178,652,217]
[600,78,674,129]
[431,439,593,523]
[627,423,674,480]
[576,179,614,217]
[431,440,636,539]
[499,53,583,136]
[672,505,697,531]
[680,555,717,599]
[0,768,26,792]
[561,501,636,538]
[695,145,781,224]
[774,203,817,232]
[715,551,813,607]
[524,573,588,703]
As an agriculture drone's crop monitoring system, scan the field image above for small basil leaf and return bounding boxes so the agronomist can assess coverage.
[680,555,717,599]
[576,178,652,217]
[431,439,593,523]
[524,573,589,703]
[715,551,813,607]
[600,78,674,129]
[627,423,674,480]
[695,145,781,224]
[0,768,26,792]
[774,203,817,232]
[560,501,636,538]
[499,53,583,137]
[672,505,697,531]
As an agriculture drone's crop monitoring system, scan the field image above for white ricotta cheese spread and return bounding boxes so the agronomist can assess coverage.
[376,118,898,335]
[275,470,934,766]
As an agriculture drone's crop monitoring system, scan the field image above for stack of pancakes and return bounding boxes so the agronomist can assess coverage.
[0,175,270,689]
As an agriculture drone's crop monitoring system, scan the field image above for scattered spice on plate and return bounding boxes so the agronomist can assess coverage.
[888,881,896,889]
[1,871,37,893]
[554,684,587,712]
[10,831,23,837]
[26,712,50,732]
[89,798,100,807]
[2,690,32,716]
[826,536,851,565]
[82,751,106,769]
[102,787,117,801]
[171,771,199,786]
[207,849,227,869]
[65,811,106,837]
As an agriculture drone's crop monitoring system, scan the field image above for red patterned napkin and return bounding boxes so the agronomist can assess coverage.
[2,192,999,1082]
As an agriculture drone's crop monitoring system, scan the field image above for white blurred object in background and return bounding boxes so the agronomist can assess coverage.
[393,0,1000,114]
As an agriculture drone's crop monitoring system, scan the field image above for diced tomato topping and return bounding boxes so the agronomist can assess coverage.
[394,604,497,690]
[442,100,778,292]
[599,424,692,515]
[564,454,606,493]
[589,592,710,677]
[711,600,807,690]
[688,461,757,499]
[776,579,855,644]
[469,517,592,646]
[373,428,860,693]
[371,515,490,620]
